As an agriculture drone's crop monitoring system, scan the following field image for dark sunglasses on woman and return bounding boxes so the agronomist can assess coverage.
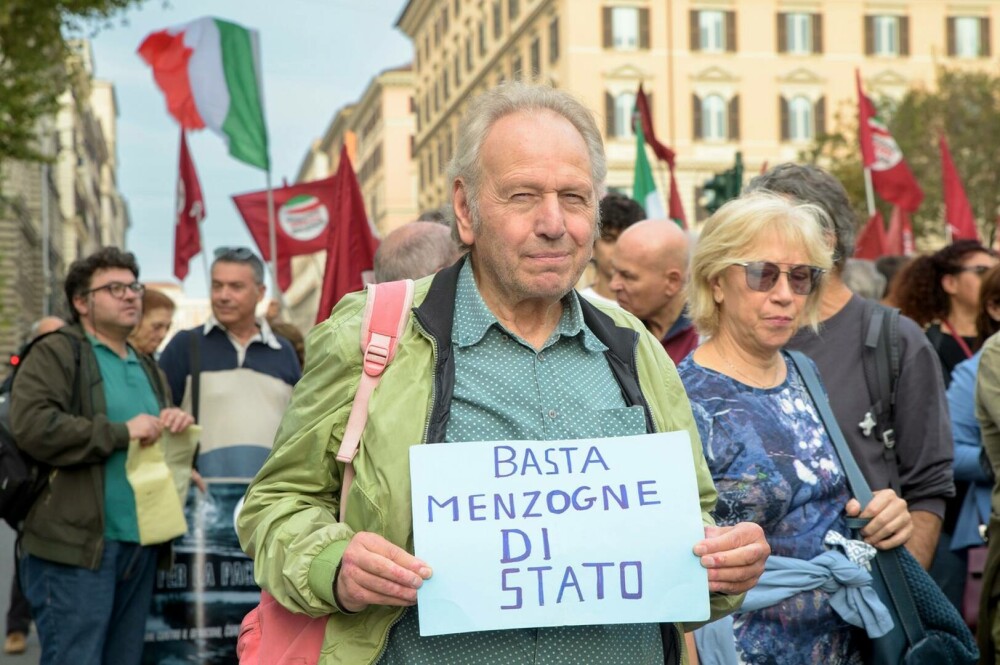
[736,261,825,296]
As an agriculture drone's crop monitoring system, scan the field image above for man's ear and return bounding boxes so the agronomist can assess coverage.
[453,179,475,246]
[664,268,685,297]
[72,293,89,320]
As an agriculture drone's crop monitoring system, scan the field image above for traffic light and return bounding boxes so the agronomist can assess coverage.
[700,152,744,215]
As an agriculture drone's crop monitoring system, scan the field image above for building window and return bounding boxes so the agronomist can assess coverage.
[509,0,519,22]
[865,15,909,56]
[612,7,639,49]
[701,94,726,140]
[493,1,503,39]
[949,16,990,57]
[788,96,813,140]
[699,10,724,51]
[530,37,541,77]
[613,92,635,138]
[442,67,450,101]
[479,19,487,56]
[466,37,474,70]
[549,17,560,63]
[454,54,461,87]
[442,7,449,33]
[786,13,811,53]
[512,54,523,80]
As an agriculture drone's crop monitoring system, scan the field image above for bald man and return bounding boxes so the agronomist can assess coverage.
[610,220,698,364]
[373,221,461,283]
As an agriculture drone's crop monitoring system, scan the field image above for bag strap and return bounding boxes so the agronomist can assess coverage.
[337,280,415,522]
[189,331,201,424]
[861,301,902,492]
[787,350,926,646]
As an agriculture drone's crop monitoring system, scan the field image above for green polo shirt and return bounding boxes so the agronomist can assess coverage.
[379,261,660,664]
[90,336,161,542]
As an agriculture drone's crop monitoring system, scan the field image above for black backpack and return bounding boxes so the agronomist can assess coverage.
[0,331,81,529]
[859,299,903,492]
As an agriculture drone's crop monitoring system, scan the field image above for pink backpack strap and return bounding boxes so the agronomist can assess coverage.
[336,279,414,522]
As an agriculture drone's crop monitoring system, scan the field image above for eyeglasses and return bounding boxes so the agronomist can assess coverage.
[86,281,145,299]
[956,265,993,276]
[214,246,257,261]
[736,261,825,296]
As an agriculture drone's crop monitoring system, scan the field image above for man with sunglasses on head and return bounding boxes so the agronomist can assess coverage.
[748,164,955,570]
[10,247,194,665]
[159,247,301,480]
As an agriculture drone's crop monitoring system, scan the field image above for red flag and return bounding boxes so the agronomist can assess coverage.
[315,147,379,323]
[232,175,341,290]
[856,69,924,212]
[635,84,686,228]
[854,211,887,259]
[174,131,204,281]
[885,206,915,256]
[939,134,979,241]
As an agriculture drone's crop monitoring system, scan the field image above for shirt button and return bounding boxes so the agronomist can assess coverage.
[548,409,557,419]
[501,333,509,341]
[538,353,545,362]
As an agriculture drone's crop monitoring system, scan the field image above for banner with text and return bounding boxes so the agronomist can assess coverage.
[409,432,709,636]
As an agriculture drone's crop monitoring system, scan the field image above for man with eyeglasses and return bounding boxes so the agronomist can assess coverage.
[9,247,194,665]
[159,247,301,480]
[748,164,955,571]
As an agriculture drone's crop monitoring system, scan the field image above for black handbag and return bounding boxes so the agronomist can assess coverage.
[788,351,979,665]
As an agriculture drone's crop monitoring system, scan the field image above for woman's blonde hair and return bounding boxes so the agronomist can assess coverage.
[687,191,834,338]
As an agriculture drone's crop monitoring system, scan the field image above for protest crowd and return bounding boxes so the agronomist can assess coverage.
[5,77,1000,665]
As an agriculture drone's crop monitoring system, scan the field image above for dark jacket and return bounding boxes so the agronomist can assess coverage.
[10,323,170,569]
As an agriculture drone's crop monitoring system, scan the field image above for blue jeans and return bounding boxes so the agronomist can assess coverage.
[20,541,157,665]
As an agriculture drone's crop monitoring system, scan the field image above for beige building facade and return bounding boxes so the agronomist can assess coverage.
[0,39,127,366]
[397,0,998,222]
[285,66,419,331]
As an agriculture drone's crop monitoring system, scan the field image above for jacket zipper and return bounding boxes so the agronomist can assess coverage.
[370,316,439,665]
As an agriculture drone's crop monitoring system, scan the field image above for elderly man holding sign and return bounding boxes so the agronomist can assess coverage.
[238,82,768,665]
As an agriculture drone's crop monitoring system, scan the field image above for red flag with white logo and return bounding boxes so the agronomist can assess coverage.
[315,147,379,323]
[856,70,924,212]
[232,175,339,290]
[939,134,979,241]
[174,131,204,281]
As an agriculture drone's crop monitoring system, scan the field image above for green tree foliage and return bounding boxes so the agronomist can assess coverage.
[805,68,1000,246]
[0,0,150,163]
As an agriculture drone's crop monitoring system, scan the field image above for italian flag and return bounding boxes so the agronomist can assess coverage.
[632,123,665,219]
[139,17,270,170]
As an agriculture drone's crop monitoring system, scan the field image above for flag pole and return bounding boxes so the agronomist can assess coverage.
[264,171,286,309]
[863,167,876,217]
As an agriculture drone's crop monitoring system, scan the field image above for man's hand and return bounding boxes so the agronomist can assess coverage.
[693,522,769,594]
[845,488,912,550]
[126,414,163,447]
[334,532,432,613]
[159,407,194,434]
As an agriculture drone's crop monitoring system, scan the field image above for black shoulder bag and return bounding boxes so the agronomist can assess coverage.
[788,350,978,665]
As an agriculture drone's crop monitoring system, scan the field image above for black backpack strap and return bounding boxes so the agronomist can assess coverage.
[188,331,201,424]
[860,300,903,492]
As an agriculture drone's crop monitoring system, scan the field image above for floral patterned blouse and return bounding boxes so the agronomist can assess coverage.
[678,351,862,665]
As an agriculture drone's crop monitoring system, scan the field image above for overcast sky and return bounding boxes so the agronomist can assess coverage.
[89,0,412,298]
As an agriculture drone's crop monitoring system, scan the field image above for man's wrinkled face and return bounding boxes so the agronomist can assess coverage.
[211,262,265,329]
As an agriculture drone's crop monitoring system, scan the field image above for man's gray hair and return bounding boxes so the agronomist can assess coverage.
[374,222,462,283]
[447,81,608,246]
[746,163,856,271]
[842,258,887,301]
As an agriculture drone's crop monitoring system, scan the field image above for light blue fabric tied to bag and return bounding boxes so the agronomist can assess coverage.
[694,531,894,665]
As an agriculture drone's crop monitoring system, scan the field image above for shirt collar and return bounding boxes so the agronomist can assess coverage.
[203,314,283,350]
[86,333,139,362]
[452,259,606,353]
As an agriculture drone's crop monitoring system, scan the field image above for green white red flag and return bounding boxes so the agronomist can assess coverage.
[139,17,270,170]
[856,69,923,212]
[632,123,665,220]
[635,85,686,227]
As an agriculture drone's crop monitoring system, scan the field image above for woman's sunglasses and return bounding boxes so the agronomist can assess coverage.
[735,261,825,296]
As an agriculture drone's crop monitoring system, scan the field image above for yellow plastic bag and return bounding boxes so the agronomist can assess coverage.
[125,425,200,545]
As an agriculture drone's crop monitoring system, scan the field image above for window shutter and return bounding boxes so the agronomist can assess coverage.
[726,11,737,51]
[690,10,700,51]
[603,7,613,48]
[900,16,910,55]
[814,96,826,137]
[864,16,874,55]
[605,92,615,137]
[982,17,992,56]
[780,96,789,141]
[947,17,956,56]
[813,13,823,53]
[777,13,786,53]
[693,94,703,140]
[728,95,740,141]
[639,8,650,49]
